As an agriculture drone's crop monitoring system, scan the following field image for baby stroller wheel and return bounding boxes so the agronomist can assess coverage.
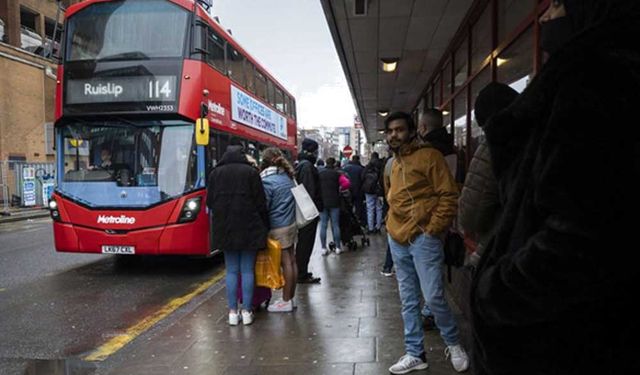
[329,242,336,251]
[348,240,358,251]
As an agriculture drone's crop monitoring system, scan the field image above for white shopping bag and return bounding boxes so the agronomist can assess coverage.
[291,181,319,228]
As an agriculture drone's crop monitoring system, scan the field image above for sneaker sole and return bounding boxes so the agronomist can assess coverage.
[389,363,428,374]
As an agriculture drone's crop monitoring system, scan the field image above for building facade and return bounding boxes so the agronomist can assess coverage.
[0,0,83,209]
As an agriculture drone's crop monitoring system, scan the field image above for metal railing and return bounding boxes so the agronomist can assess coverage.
[0,161,56,215]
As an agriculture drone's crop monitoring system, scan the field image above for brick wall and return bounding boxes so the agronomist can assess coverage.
[0,43,57,163]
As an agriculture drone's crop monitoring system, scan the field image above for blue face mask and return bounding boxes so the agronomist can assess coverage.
[540,16,574,55]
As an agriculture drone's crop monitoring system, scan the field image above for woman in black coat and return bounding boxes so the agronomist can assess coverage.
[206,145,269,326]
[470,1,640,374]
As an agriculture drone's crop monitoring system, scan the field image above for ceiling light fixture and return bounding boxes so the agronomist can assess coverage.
[442,110,450,116]
[381,58,399,72]
[497,57,508,67]
[378,110,389,117]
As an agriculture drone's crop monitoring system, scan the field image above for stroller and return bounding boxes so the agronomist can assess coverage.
[329,191,370,252]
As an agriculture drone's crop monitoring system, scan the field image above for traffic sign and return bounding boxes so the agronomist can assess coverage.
[343,145,353,158]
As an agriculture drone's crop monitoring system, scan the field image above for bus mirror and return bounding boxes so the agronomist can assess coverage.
[195,118,209,146]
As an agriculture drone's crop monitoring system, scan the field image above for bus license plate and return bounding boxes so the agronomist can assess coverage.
[102,245,135,254]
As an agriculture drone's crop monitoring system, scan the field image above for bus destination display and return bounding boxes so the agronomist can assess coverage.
[66,76,177,104]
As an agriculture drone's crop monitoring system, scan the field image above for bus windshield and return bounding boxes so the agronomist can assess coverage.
[58,120,197,208]
[65,0,189,62]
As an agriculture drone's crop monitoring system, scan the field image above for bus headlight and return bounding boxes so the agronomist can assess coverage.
[49,199,61,221]
[178,197,201,223]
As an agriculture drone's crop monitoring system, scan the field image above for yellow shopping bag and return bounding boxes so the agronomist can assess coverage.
[255,237,285,289]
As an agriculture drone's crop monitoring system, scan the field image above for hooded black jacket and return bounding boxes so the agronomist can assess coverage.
[470,4,640,374]
[295,153,323,211]
[206,146,269,251]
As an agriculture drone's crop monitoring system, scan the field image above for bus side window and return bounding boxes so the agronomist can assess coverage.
[227,46,246,87]
[207,28,225,72]
[245,61,255,93]
[267,80,275,106]
[255,70,267,101]
[284,95,290,116]
[207,132,218,175]
[275,87,285,113]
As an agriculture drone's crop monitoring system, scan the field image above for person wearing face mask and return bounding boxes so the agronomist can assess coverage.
[470,1,640,374]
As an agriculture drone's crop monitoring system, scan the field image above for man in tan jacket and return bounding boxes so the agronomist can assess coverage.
[383,112,469,374]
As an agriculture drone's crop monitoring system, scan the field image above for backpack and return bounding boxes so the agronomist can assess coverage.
[362,166,381,195]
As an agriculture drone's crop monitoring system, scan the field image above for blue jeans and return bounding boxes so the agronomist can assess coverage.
[320,207,341,249]
[224,250,258,311]
[388,233,459,357]
[365,194,383,231]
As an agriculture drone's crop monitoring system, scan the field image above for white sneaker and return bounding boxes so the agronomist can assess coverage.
[445,344,469,372]
[321,248,330,256]
[241,310,254,325]
[228,312,240,326]
[267,299,293,312]
[335,248,343,255]
[389,354,428,374]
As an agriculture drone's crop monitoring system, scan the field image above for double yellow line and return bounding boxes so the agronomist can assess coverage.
[84,270,225,361]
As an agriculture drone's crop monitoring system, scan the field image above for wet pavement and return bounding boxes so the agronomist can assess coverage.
[0,220,469,375]
[98,230,469,375]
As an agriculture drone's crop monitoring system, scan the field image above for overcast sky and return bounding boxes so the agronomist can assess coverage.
[210,0,356,129]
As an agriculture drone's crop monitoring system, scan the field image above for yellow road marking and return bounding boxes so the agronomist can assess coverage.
[0,288,5,292]
[84,270,225,361]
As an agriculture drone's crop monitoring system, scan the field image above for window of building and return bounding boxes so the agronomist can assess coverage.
[434,75,442,107]
[20,7,38,32]
[1,18,5,42]
[255,70,267,100]
[442,102,452,134]
[425,87,433,108]
[227,46,246,87]
[290,99,296,120]
[471,5,492,74]
[45,18,62,42]
[275,87,285,113]
[498,0,537,42]
[470,67,492,157]
[206,28,226,72]
[20,7,42,50]
[454,37,469,91]
[497,26,534,93]
[442,60,452,100]
[245,61,255,93]
[453,90,468,150]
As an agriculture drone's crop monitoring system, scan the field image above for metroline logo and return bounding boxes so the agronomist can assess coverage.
[97,215,136,225]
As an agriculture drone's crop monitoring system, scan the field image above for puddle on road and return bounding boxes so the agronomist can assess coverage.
[23,359,96,375]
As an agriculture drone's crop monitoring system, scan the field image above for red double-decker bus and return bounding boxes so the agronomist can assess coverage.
[50,0,298,256]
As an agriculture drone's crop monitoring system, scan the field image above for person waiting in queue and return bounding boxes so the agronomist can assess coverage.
[206,142,269,326]
[469,1,640,374]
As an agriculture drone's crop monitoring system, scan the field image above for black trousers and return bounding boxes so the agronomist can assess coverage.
[353,194,366,224]
[295,217,319,277]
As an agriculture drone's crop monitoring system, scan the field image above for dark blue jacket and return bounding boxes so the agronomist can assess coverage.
[343,161,364,197]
